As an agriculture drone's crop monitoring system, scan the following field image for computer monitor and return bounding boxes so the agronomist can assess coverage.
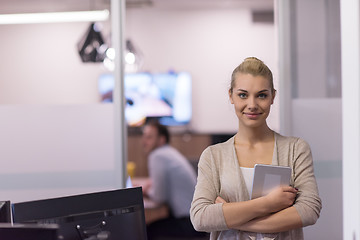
[98,71,192,127]
[0,223,58,240]
[0,201,11,223]
[12,187,147,240]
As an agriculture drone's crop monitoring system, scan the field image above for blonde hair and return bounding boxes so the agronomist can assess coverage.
[229,57,274,94]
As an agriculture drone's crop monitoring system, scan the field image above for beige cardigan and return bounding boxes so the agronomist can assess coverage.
[190,132,322,240]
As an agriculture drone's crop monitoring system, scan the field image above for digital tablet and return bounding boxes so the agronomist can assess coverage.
[251,164,292,199]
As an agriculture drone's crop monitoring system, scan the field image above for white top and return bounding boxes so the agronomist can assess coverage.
[240,166,264,240]
[191,133,322,239]
[239,166,254,197]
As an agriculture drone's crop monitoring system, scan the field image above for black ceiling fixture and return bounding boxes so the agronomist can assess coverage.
[77,22,107,63]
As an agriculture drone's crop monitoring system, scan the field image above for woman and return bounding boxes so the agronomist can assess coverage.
[190,57,321,239]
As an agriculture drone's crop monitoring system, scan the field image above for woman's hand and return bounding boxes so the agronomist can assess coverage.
[215,196,227,204]
[263,186,298,213]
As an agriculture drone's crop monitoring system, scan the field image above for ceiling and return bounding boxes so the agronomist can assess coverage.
[0,0,273,14]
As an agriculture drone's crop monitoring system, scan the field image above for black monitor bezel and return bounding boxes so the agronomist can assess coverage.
[0,201,11,223]
[12,187,147,240]
[0,223,58,240]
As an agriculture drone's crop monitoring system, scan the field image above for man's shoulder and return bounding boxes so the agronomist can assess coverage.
[152,144,177,154]
[150,145,182,160]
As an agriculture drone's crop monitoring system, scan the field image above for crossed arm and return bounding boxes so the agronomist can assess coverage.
[217,186,303,233]
[190,139,321,234]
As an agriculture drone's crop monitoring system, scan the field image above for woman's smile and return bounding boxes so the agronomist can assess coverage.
[243,112,262,119]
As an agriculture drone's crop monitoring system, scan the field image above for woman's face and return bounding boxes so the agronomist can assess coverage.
[229,73,275,129]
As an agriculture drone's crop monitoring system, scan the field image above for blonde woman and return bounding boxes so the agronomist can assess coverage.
[190,57,321,239]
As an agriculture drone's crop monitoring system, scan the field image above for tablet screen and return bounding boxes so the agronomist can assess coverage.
[251,164,291,199]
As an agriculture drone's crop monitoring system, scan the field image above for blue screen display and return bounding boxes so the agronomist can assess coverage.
[98,72,192,126]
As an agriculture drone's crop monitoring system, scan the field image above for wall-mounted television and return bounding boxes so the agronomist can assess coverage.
[98,72,192,127]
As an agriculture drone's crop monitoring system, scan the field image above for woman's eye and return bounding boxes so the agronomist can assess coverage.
[258,93,267,99]
[238,93,247,98]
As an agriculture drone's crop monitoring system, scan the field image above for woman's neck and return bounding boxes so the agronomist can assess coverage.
[235,124,274,145]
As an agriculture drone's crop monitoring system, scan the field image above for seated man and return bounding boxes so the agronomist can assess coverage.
[141,120,206,240]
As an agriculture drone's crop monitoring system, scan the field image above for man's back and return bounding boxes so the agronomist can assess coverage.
[147,144,197,217]
[141,121,207,239]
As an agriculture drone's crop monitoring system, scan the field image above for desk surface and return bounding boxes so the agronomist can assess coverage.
[132,177,170,224]
[143,197,169,225]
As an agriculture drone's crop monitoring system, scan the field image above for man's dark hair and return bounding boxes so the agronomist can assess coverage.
[145,120,170,144]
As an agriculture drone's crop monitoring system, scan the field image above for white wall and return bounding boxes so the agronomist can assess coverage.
[341,0,360,238]
[125,7,278,133]
[292,99,342,240]
[0,7,277,202]
[277,0,343,239]
[0,7,278,133]
[0,104,116,202]
[0,22,110,104]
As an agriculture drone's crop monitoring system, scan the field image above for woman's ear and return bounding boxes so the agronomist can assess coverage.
[229,89,234,104]
[271,89,277,104]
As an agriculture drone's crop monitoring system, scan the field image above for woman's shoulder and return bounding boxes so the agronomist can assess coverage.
[275,132,309,145]
[275,132,311,151]
[206,135,235,151]
[200,135,235,159]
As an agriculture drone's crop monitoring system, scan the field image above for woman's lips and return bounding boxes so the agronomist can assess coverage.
[244,112,262,119]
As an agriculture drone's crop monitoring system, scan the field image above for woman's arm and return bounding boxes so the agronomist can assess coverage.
[218,137,321,233]
[289,138,322,226]
[220,186,298,229]
[239,206,302,233]
[190,148,227,232]
[191,145,299,233]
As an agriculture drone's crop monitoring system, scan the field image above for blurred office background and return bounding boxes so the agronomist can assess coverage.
[0,0,347,239]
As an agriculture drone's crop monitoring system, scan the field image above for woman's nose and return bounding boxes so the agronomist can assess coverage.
[247,97,258,110]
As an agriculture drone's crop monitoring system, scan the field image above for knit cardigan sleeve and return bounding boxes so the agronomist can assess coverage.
[190,133,322,236]
[279,136,322,227]
[190,146,229,232]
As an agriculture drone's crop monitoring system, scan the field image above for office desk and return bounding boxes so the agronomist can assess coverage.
[132,178,170,225]
[143,198,169,225]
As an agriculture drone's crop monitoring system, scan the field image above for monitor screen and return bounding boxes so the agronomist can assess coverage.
[98,72,192,127]
[0,201,11,223]
[12,187,147,240]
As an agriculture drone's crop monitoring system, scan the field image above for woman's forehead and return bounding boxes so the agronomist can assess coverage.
[233,73,271,88]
